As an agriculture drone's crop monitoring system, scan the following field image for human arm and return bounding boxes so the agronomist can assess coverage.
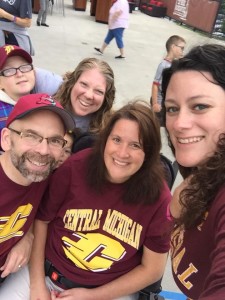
[151,83,161,112]
[34,68,63,95]
[108,9,122,27]
[0,224,34,278]
[29,219,51,300]
[0,8,31,27]
[111,9,123,21]
[51,246,168,300]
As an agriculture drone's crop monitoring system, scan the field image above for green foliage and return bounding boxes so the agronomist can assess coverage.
[222,19,225,33]
[220,0,225,11]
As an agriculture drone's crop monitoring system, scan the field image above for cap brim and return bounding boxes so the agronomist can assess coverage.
[0,48,32,70]
[16,106,75,131]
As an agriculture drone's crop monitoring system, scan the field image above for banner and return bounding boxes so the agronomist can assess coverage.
[173,0,190,20]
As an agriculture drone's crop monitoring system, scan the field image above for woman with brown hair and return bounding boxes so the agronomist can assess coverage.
[162,43,225,300]
[54,57,116,134]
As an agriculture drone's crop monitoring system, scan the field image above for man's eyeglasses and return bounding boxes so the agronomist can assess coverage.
[175,45,185,51]
[0,64,33,77]
[8,128,67,149]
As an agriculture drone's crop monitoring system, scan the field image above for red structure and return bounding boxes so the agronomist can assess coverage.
[166,0,220,34]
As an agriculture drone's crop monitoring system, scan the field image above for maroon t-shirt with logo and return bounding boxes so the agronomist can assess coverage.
[171,185,225,300]
[37,148,172,286]
[0,165,48,267]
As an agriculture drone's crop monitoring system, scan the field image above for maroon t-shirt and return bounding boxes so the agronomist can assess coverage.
[37,148,172,286]
[0,165,48,267]
[171,185,225,300]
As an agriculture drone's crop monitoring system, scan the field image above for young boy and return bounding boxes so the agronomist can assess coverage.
[151,35,186,126]
[0,45,63,139]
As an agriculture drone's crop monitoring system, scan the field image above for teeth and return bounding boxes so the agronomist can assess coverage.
[114,159,128,166]
[28,159,48,166]
[79,99,91,107]
[178,137,203,144]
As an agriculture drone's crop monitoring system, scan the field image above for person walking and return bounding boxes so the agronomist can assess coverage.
[37,0,50,27]
[94,0,129,59]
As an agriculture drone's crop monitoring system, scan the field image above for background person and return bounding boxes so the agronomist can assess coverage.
[0,93,75,285]
[55,131,75,168]
[151,35,185,126]
[94,0,129,59]
[0,101,172,299]
[0,0,34,55]
[37,0,50,27]
[162,43,225,300]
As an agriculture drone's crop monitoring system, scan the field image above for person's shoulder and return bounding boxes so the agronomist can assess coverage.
[161,59,171,67]
[34,68,63,95]
[35,68,62,82]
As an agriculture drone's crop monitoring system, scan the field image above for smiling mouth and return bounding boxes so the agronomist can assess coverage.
[79,99,92,107]
[177,136,204,144]
[113,159,129,167]
[17,80,28,85]
[27,158,49,167]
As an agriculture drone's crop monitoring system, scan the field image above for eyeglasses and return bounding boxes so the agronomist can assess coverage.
[8,128,67,149]
[0,64,33,77]
[175,45,185,51]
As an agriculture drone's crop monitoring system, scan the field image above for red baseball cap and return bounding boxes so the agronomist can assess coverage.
[6,93,75,131]
[0,45,32,70]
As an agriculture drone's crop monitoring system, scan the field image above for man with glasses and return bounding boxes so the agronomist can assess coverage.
[150,35,186,126]
[0,93,75,284]
[0,45,63,142]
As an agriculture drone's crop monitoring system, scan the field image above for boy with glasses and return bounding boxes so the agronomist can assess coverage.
[0,93,75,283]
[0,45,63,141]
[150,35,186,126]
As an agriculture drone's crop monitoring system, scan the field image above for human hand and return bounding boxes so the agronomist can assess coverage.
[51,288,94,300]
[0,230,34,278]
[152,103,161,113]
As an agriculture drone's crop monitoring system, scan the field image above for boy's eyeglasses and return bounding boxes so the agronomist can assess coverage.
[8,128,67,149]
[175,45,185,51]
[0,64,33,77]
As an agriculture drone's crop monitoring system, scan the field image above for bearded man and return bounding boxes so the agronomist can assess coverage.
[0,93,75,282]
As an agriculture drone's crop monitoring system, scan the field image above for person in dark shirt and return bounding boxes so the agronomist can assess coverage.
[0,0,34,54]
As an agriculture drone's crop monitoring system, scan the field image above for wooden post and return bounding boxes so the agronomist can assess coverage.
[73,0,87,11]
[32,0,40,14]
[95,0,112,23]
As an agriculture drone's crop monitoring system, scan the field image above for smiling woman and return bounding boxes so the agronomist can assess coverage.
[103,119,145,184]
[54,57,116,134]
[161,43,225,300]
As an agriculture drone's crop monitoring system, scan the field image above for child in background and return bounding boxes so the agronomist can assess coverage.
[151,35,186,126]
